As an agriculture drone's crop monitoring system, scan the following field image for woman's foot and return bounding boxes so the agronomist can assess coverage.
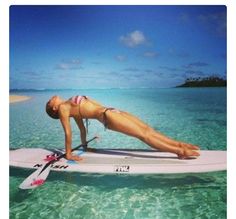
[177,148,200,159]
[178,142,200,150]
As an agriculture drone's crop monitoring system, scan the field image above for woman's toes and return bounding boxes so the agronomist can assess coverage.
[178,148,200,159]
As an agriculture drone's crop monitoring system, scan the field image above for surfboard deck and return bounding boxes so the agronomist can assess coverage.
[9,148,226,174]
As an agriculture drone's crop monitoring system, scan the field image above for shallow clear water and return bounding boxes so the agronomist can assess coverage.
[10,88,226,219]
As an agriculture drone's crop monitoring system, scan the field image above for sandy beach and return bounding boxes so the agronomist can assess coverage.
[9,95,31,103]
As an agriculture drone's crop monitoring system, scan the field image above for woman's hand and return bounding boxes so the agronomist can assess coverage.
[66,153,83,161]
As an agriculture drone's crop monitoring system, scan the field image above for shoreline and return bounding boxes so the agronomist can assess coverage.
[9,95,31,103]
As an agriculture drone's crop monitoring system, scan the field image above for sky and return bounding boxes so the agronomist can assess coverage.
[10,5,226,89]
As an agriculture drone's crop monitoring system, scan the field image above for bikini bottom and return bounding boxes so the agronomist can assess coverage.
[102,107,120,129]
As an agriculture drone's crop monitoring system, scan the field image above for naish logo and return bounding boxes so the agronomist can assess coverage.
[33,163,69,169]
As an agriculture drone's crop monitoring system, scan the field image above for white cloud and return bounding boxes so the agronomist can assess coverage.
[119,30,147,48]
[198,11,226,37]
[70,59,81,64]
[55,58,82,70]
[143,51,158,58]
[116,55,126,62]
[56,63,69,70]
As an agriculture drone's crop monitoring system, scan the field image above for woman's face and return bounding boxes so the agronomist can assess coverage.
[48,96,59,107]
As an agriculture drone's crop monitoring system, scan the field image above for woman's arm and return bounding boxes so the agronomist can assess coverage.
[60,115,84,161]
[74,117,87,146]
[58,104,87,161]
[58,104,74,159]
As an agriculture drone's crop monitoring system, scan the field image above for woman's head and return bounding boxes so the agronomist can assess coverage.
[45,96,61,119]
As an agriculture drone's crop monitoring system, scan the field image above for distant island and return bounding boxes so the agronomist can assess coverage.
[176,76,226,88]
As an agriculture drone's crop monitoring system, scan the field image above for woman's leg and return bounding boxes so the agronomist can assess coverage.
[104,110,199,158]
[121,112,199,150]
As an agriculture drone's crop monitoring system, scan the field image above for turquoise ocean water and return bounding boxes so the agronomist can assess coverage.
[10,88,226,219]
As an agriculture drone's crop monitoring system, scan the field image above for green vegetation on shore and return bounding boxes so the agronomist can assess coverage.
[176,76,226,87]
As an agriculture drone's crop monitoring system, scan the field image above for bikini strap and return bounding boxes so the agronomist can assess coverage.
[73,95,89,134]
[103,108,115,130]
[85,118,89,134]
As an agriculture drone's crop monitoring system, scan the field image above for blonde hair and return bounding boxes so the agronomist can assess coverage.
[45,101,59,119]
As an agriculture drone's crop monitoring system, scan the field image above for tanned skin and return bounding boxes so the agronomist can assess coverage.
[46,96,200,161]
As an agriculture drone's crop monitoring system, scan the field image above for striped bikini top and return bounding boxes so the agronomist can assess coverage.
[71,95,89,134]
[71,95,87,105]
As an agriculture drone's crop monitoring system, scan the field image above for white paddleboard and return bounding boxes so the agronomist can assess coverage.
[10,148,226,174]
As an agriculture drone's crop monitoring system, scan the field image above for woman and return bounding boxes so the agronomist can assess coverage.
[46,95,200,161]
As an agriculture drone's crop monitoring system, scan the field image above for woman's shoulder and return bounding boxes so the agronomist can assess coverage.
[58,102,71,114]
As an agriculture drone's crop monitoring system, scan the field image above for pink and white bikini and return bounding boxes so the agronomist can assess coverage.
[70,95,120,130]
[70,95,89,132]
[71,95,87,105]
